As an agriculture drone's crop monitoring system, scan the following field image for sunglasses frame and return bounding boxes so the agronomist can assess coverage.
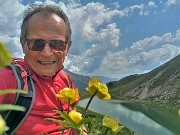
[25,38,67,52]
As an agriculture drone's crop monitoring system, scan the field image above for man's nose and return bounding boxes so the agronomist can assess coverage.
[40,43,53,57]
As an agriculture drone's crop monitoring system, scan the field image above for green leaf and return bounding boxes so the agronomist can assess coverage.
[45,118,68,125]
[121,102,180,135]
[45,117,79,131]
[60,125,78,131]
[54,110,77,125]
[0,104,26,111]
[0,42,11,67]
[0,89,28,95]
[87,121,93,133]
[77,117,92,126]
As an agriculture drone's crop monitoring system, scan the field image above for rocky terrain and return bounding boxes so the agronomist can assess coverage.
[107,54,180,104]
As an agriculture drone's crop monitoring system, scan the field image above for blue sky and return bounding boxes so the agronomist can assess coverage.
[0,0,179,79]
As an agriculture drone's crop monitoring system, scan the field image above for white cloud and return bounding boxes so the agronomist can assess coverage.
[91,31,180,78]
[173,30,180,41]
[97,44,180,78]
[129,32,177,53]
[111,2,120,9]
[139,44,179,61]
[0,0,25,58]
[0,35,24,58]
[101,23,120,46]
[160,0,179,12]
[64,2,122,55]
[148,2,157,8]
[0,0,26,36]
[122,2,157,16]
[65,23,121,74]
[165,0,178,7]
[130,36,162,52]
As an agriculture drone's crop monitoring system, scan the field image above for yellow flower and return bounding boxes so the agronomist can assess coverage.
[56,88,79,104]
[102,115,124,133]
[0,115,7,135]
[69,110,82,124]
[86,77,111,100]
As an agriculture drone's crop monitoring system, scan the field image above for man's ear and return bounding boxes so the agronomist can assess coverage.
[20,37,25,54]
[22,47,25,54]
[65,40,72,56]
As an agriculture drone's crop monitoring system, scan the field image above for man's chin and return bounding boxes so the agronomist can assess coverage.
[36,70,56,78]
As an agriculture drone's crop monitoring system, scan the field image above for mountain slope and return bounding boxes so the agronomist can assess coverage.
[107,54,180,104]
[63,69,90,92]
[63,69,118,91]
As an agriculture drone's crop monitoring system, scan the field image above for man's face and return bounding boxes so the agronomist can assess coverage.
[22,13,68,77]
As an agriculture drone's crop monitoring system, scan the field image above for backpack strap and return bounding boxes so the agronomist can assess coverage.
[4,63,35,135]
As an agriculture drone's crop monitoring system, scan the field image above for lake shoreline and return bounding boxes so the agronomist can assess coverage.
[78,97,178,135]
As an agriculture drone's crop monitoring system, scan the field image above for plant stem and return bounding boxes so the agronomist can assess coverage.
[104,127,109,135]
[67,98,70,114]
[80,128,83,135]
[61,130,64,135]
[82,90,98,117]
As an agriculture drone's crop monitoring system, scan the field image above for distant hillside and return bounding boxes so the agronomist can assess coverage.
[95,76,118,83]
[63,69,90,92]
[63,69,118,91]
[107,54,180,104]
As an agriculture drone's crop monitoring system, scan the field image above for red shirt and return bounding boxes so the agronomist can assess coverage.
[0,59,78,135]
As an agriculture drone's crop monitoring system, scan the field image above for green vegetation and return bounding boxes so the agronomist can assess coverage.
[107,74,147,96]
[130,99,180,113]
[79,91,91,99]
[76,106,135,135]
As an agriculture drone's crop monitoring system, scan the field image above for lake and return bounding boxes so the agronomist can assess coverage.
[78,97,174,135]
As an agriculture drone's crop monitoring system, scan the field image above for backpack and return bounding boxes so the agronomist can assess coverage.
[4,63,35,135]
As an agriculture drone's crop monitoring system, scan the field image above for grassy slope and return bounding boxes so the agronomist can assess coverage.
[108,55,180,102]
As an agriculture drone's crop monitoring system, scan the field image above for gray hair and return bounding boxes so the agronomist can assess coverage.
[20,3,71,45]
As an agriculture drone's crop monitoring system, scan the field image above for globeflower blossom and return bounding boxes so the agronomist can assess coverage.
[82,77,111,118]
[86,77,111,100]
[102,115,124,134]
[55,87,79,105]
[69,110,82,124]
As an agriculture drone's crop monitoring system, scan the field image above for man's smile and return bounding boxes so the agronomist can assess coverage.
[38,60,56,65]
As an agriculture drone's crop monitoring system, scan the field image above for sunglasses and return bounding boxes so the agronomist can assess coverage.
[25,38,67,52]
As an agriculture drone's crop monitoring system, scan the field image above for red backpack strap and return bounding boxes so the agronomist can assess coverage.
[13,63,29,91]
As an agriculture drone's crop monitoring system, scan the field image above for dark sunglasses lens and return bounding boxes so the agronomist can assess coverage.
[32,39,45,51]
[50,40,66,51]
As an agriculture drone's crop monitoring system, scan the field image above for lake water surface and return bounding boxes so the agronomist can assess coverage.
[78,97,173,135]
